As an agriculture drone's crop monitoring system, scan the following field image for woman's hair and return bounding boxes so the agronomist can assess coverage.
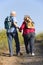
[24,15,32,22]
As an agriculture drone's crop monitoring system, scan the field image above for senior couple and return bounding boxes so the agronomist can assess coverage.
[5,11,35,57]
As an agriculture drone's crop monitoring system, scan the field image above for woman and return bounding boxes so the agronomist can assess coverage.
[19,15,35,56]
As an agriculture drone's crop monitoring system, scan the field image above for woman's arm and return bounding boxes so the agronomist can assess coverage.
[19,21,25,32]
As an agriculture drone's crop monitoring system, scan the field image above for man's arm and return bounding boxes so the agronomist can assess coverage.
[13,22,19,29]
[13,17,19,29]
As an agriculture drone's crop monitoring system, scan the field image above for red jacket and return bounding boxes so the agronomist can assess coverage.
[19,21,35,35]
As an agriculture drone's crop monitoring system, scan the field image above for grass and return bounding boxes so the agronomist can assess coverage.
[0,30,43,52]
[0,30,24,52]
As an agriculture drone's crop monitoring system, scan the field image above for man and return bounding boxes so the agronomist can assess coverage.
[5,11,22,56]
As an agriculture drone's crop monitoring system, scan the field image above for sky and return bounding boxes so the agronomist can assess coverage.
[0,0,43,34]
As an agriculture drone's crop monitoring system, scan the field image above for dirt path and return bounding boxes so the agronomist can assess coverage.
[0,42,43,65]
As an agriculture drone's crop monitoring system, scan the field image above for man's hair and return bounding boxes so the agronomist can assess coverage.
[10,11,16,16]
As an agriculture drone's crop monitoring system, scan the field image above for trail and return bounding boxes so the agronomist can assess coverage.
[0,42,43,65]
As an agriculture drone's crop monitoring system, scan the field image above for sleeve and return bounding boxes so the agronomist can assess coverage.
[12,17,18,23]
[19,22,25,32]
[12,17,19,28]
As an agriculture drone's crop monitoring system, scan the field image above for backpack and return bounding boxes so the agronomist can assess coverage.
[4,16,13,29]
[26,21,34,28]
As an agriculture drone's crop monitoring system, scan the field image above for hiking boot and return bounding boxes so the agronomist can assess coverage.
[16,52,23,56]
[9,54,13,57]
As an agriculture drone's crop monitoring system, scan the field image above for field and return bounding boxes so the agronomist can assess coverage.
[0,30,43,65]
